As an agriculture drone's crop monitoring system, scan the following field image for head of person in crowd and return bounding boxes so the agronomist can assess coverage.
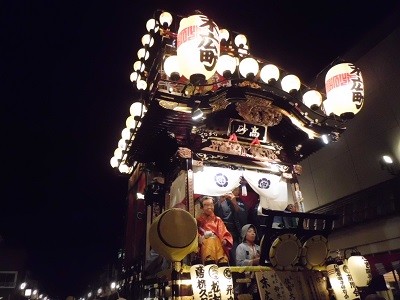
[199,196,216,216]
[285,203,295,212]
[241,224,258,244]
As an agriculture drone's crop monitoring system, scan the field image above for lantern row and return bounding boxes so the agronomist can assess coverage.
[129,11,364,118]
[113,10,364,174]
[109,101,147,173]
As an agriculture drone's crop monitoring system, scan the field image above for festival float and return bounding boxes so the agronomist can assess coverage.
[110,9,369,300]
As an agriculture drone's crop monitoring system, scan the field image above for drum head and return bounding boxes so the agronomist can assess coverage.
[269,233,302,270]
[301,235,329,269]
[157,208,197,248]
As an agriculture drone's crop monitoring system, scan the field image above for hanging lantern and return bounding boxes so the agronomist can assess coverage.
[347,252,372,287]
[218,266,234,300]
[323,63,364,119]
[177,14,220,84]
[190,264,205,300]
[327,263,360,300]
[204,264,221,299]
[302,90,322,110]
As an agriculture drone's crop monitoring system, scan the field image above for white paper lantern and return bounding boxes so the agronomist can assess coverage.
[327,263,360,300]
[190,264,205,300]
[177,14,220,82]
[303,90,322,109]
[281,74,300,93]
[204,264,221,299]
[260,64,280,83]
[110,156,119,168]
[239,57,259,79]
[218,266,234,300]
[130,102,147,117]
[347,255,372,287]
[324,63,364,118]
[159,11,173,28]
[163,55,181,80]
[216,54,237,78]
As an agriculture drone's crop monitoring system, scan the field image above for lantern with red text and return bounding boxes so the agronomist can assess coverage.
[323,63,364,119]
[177,14,220,84]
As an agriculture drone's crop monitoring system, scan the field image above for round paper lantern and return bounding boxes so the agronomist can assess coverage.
[177,14,220,83]
[347,255,372,287]
[324,63,364,119]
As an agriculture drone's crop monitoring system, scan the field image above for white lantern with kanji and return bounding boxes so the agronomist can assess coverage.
[190,264,205,300]
[327,263,360,300]
[347,255,372,287]
[323,63,364,119]
[218,266,234,300]
[204,264,221,299]
[177,14,220,83]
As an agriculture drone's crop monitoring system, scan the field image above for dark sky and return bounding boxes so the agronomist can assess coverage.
[2,1,399,299]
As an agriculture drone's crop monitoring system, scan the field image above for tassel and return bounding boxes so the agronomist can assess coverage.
[241,183,247,197]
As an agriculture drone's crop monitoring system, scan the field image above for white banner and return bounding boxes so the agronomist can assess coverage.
[170,171,187,208]
[243,170,288,210]
[193,166,241,196]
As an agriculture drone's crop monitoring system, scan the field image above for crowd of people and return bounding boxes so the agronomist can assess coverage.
[195,186,297,266]
[144,185,297,297]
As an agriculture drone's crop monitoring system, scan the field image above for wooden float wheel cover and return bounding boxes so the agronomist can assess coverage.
[269,233,302,270]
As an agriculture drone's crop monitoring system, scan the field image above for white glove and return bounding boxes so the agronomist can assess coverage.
[204,231,213,238]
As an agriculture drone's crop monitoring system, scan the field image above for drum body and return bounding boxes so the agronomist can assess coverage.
[260,233,302,270]
[149,208,198,262]
[300,235,329,270]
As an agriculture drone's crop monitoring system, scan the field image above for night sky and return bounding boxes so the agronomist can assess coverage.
[2,1,399,299]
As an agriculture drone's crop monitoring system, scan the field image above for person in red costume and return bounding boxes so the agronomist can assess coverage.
[196,196,233,265]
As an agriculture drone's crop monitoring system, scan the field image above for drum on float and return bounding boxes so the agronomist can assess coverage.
[260,233,302,270]
[149,208,198,262]
[299,235,329,270]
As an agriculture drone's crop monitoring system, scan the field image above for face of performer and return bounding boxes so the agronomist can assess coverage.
[202,197,215,216]
[245,227,256,243]
[286,204,295,212]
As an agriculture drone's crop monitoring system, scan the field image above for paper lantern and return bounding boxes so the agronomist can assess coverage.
[347,255,372,287]
[177,14,220,83]
[218,266,234,300]
[190,264,205,300]
[324,63,364,119]
[204,264,221,299]
[327,263,360,300]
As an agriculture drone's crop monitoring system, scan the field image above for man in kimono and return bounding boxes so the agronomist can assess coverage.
[196,196,233,265]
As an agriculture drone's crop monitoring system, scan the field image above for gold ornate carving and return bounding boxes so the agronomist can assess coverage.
[236,95,283,126]
[238,81,261,89]
[159,100,179,110]
[177,147,192,159]
[248,145,279,160]
[210,98,230,112]
[159,100,191,113]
